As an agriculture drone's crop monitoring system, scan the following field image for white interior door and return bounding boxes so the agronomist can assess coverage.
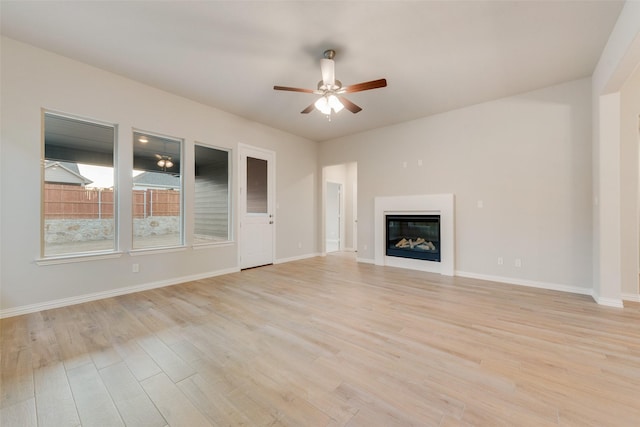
[239,145,275,269]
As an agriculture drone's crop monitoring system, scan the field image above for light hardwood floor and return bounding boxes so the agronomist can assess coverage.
[2,253,639,426]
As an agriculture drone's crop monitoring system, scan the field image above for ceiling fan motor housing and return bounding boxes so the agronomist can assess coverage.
[318,79,342,92]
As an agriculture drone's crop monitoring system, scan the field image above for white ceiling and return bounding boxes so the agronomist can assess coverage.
[0,1,624,142]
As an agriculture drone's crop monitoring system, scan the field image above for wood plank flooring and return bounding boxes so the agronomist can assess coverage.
[2,253,640,426]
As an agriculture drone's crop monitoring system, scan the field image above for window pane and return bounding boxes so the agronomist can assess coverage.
[246,157,267,214]
[194,145,230,244]
[132,132,182,249]
[43,113,116,257]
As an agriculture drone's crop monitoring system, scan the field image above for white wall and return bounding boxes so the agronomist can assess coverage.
[591,1,640,305]
[620,65,640,298]
[320,79,593,293]
[0,37,318,315]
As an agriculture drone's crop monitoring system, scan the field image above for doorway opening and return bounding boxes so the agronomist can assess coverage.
[325,182,342,253]
[322,162,357,255]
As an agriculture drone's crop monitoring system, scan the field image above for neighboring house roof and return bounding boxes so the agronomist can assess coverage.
[44,161,93,186]
[133,171,180,189]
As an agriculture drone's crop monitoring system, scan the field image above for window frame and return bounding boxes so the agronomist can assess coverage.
[40,110,119,260]
[131,129,185,252]
[193,142,233,247]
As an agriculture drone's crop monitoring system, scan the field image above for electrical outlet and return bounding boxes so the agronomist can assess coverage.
[132,263,139,273]
[298,242,302,249]
[497,257,504,265]
[515,258,522,268]
[363,244,368,251]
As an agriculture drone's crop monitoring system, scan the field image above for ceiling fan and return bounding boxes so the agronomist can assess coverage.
[155,154,173,170]
[274,49,387,116]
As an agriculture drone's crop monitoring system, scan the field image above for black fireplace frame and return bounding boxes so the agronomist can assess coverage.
[385,214,441,262]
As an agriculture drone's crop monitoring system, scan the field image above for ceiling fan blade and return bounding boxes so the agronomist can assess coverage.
[301,103,315,114]
[337,96,362,114]
[273,85,316,93]
[341,78,387,93]
[320,58,335,86]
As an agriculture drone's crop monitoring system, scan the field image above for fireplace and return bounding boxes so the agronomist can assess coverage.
[374,194,454,275]
[386,214,440,262]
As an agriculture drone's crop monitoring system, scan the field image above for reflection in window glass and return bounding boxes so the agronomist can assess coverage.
[194,144,230,244]
[246,157,268,214]
[132,131,182,249]
[43,113,116,257]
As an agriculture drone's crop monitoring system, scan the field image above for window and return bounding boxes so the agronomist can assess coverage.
[246,157,268,214]
[42,112,116,257]
[194,144,230,244]
[132,131,183,249]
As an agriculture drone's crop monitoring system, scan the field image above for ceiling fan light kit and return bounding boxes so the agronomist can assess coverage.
[274,49,387,119]
[157,158,173,168]
[156,154,173,170]
[314,94,344,115]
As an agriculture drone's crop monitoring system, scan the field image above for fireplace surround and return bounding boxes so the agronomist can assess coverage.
[374,194,454,275]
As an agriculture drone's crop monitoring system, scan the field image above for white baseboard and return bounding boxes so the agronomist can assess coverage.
[0,267,240,319]
[274,252,320,264]
[455,270,593,297]
[592,294,625,308]
[622,292,640,302]
[356,257,375,264]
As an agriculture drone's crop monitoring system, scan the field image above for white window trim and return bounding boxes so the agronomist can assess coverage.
[41,110,119,259]
[36,251,124,266]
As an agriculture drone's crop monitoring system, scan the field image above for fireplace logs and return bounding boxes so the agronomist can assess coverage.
[394,237,436,251]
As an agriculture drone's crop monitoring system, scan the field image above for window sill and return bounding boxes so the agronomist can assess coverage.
[192,241,234,250]
[129,245,188,256]
[36,251,124,266]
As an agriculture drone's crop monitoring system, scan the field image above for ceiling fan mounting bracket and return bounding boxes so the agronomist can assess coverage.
[323,49,336,60]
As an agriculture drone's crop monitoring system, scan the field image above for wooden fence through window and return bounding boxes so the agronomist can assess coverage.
[44,184,179,219]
